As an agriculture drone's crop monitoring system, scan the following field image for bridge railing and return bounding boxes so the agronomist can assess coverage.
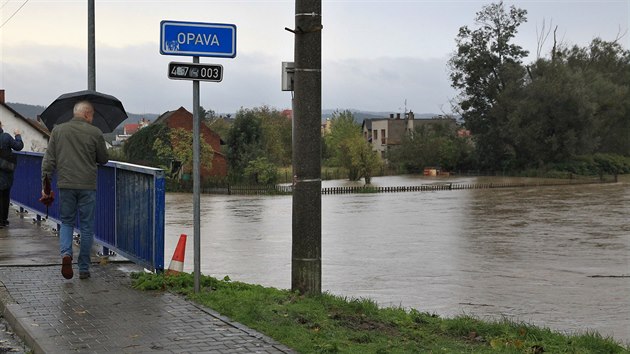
[10,151,165,272]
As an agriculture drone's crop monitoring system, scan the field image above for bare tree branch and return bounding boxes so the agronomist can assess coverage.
[613,25,628,44]
[536,18,553,59]
[552,25,558,61]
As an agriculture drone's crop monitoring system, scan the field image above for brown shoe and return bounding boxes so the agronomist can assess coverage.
[61,255,73,279]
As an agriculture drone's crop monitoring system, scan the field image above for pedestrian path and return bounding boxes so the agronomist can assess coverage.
[0,207,295,354]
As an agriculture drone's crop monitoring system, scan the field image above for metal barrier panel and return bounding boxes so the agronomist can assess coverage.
[11,152,60,220]
[10,152,165,272]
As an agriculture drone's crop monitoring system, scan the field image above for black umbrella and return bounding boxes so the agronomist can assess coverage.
[40,90,128,133]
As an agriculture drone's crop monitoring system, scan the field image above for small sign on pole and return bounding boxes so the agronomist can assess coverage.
[168,62,223,82]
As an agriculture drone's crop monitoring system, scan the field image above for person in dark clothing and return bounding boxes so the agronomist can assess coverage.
[0,122,24,227]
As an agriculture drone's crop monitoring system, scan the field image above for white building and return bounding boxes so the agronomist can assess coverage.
[0,89,50,152]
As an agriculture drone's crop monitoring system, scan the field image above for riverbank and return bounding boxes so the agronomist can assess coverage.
[166,173,617,195]
[163,175,630,344]
[132,272,629,353]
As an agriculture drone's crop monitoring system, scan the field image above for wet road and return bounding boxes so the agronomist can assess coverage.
[164,175,630,345]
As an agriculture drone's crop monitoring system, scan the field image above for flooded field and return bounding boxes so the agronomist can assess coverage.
[164,175,629,345]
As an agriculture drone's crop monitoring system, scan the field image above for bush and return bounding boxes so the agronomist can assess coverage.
[549,154,630,176]
[244,157,278,184]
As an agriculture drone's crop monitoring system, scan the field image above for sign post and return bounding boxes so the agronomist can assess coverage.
[161,20,236,293]
[192,56,201,294]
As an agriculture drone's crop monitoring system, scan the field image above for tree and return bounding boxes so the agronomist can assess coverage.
[347,135,382,185]
[226,109,264,179]
[561,39,630,156]
[386,121,471,173]
[244,156,278,184]
[225,107,293,183]
[153,128,214,178]
[324,110,362,180]
[449,1,528,169]
[205,117,231,143]
[199,106,216,122]
[257,106,292,166]
[507,59,597,167]
[201,105,232,143]
[123,123,170,167]
[507,38,630,168]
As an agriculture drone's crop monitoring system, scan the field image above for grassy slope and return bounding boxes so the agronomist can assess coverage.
[131,273,628,354]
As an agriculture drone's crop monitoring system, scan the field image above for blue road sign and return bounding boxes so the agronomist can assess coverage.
[160,20,236,58]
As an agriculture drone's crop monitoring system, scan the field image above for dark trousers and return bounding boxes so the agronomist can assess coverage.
[0,188,9,223]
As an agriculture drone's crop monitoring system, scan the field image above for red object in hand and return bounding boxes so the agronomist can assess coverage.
[39,175,55,209]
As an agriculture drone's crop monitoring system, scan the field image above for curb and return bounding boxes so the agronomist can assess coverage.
[0,282,41,353]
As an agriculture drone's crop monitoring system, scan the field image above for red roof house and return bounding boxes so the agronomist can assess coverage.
[124,123,140,135]
[153,107,227,178]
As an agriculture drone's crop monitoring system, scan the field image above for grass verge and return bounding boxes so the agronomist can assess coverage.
[131,272,628,353]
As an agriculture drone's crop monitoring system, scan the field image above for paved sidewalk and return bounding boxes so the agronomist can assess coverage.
[0,208,295,354]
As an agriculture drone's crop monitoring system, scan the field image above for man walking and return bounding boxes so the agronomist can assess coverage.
[41,100,108,280]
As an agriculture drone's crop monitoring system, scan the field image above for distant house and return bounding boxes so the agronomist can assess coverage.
[0,89,50,152]
[321,118,332,135]
[281,109,293,119]
[153,107,227,178]
[115,118,150,143]
[124,123,140,135]
[361,112,458,158]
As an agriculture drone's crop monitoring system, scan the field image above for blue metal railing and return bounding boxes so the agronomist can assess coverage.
[11,151,165,272]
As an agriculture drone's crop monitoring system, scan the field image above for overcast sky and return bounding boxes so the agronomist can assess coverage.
[1,0,628,116]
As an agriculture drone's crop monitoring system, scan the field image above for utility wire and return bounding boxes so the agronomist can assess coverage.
[0,0,30,29]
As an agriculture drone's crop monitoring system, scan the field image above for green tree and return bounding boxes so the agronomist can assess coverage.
[257,106,292,166]
[244,156,278,184]
[347,135,382,185]
[201,105,232,143]
[226,107,292,182]
[153,128,214,177]
[324,110,362,180]
[123,123,170,167]
[561,39,630,156]
[507,38,630,169]
[508,60,597,167]
[227,109,264,179]
[449,1,528,169]
[199,106,216,121]
[205,117,231,143]
[386,120,473,173]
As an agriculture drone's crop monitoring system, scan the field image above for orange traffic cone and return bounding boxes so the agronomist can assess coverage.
[166,234,187,275]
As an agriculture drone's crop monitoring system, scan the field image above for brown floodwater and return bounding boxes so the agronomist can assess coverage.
[164,175,630,345]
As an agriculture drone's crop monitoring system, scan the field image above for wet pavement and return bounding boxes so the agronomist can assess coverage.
[0,206,294,353]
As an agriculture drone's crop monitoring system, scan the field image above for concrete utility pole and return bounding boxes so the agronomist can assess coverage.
[291,0,322,295]
[88,0,96,90]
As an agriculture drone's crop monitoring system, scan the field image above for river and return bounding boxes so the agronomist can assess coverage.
[163,175,630,345]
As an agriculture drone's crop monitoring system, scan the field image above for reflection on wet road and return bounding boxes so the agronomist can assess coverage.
[164,175,629,344]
